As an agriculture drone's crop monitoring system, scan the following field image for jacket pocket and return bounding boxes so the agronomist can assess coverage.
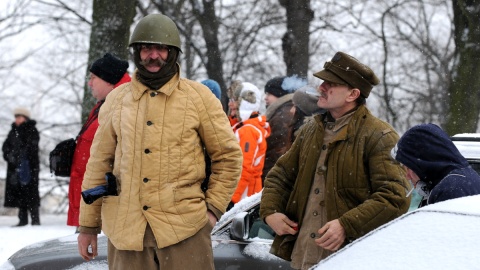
[101,196,120,235]
[173,182,205,226]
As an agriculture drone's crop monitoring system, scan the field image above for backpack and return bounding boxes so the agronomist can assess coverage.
[49,138,76,177]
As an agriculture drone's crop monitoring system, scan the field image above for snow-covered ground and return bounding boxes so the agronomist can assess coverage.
[0,213,74,265]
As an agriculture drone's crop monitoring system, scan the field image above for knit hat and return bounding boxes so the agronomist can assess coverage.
[313,51,379,98]
[13,107,31,118]
[90,53,129,85]
[201,79,221,100]
[292,85,322,116]
[264,75,307,97]
[264,76,288,97]
[238,82,262,121]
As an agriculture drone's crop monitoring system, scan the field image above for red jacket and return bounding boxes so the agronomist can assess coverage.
[67,73,131,226]
[231,113,270,203]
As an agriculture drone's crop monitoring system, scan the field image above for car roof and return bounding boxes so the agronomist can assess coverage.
[313,195,480,270]
[452,133,480,159]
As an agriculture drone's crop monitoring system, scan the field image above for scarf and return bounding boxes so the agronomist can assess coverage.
[133,46,179,90]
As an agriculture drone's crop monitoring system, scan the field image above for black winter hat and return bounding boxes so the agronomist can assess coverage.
[90,53,129,85]
[264,76,290,98]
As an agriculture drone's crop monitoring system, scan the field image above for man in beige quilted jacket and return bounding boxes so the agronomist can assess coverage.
[77,14,242,270]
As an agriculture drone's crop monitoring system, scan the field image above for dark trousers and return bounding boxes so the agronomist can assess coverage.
[18,206,40,225]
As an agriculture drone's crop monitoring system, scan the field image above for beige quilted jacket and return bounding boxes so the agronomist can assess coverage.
[79,70,242,251]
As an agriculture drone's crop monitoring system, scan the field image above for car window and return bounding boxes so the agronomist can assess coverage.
[247,207,275,240]
[467,160,480,175]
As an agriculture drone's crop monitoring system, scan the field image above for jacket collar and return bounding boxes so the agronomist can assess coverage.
[315,105,369,142]
[265,93,294,119]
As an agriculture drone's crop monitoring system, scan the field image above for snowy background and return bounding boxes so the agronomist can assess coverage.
[0,214,73,266]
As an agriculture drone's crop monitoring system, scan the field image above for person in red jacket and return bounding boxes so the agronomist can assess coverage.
[67,53,131,230]
[230,82,271,205]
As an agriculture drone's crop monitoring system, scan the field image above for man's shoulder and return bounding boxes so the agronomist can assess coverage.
[176,78,215,100]
[356,107,397,135]
[266,98,294,120]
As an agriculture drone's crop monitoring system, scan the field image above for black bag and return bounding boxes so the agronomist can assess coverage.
[49,138,76,177]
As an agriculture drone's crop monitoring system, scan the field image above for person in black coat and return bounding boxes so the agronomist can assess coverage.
[391,123,480,207]
[2,107,41,226]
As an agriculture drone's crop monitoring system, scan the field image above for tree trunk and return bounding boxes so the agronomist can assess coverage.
[190,0,228,111]
[445,0,480,135]
[82,0,136,122]
[280,0,313,79]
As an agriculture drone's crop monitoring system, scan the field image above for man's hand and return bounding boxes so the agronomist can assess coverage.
[207,210,218,227]
[315,219,346,251]
[265,213,298,236]
[78,232,98,261]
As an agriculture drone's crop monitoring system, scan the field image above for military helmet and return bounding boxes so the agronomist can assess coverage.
[129,14,182,52]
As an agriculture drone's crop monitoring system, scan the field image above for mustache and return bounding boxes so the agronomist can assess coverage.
[139,57,167,68]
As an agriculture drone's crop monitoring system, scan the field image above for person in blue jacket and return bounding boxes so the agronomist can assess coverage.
[391,123,480,207]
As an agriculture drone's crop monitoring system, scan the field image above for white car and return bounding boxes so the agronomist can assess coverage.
[312,193,480,269]
[452,133,480,174]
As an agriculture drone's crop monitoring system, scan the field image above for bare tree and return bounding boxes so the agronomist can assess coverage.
[140,0,287,109]
[445,0,480,135]
[327,0,453,132]
[279,0,314,78]
[82,0,136,121]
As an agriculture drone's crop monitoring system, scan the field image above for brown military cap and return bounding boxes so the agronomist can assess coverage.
[313,51,380,98]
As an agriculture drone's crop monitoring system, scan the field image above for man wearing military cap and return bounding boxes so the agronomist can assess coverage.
[260,51,410,269]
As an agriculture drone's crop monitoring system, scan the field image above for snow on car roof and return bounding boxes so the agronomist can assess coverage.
[451,133,480,159]
[451,133,480,138]
[313,195,480,270]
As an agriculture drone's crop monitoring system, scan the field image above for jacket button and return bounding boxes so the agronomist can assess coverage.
[150,92,156,97]
[319,201,325,206]
[310,233,316,238]
[314,188,320,194]
[144,149,150,154]
[322,144,327,150]
[143,178,149,183]
[147,121,153,126]
[313,211,318,216]
[143,206,149,211]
